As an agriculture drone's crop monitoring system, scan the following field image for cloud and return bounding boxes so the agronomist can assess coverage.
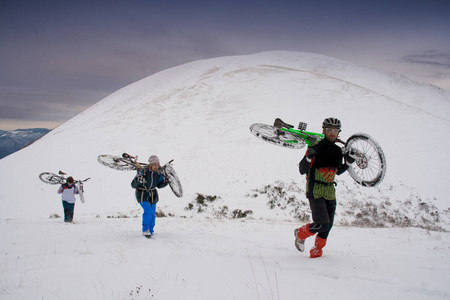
[0,87,103,121]
[402,51,450,69]
[402,51,450,81]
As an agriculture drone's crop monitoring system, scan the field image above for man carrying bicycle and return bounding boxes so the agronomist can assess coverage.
[57,176,79,223]
[131,155,168,238]
[294,117,355,258]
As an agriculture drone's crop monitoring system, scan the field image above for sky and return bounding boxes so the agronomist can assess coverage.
[1,0,449,130]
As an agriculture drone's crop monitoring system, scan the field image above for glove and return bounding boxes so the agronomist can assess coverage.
[306,146,316,160]
[138,176,146,184]
[345,151,356,165]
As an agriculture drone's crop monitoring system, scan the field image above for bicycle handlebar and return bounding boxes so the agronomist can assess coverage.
[77,177,91,183]
[57,172,91,183]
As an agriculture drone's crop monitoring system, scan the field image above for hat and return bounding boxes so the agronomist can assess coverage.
[148,155,160,165]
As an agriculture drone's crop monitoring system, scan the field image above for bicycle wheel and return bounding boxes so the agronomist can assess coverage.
[97,155,137,171]
[39,172,65,185]
[75,183,85,203]
[249,123,306,149]
[345,133,386,187]
[162,163,183,198]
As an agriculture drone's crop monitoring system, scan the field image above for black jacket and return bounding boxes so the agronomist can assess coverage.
[299,138,349,199]
[131,170,168,204]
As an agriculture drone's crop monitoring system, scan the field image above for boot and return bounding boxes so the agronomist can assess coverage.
[310,236,327,258]
[294,224,315,252]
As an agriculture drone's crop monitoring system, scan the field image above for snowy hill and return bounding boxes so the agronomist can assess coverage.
[1,51,450,299]
[0,51,449,221]
[0,128,50,159]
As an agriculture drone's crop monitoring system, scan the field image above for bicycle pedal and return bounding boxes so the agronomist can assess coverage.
[298,122,307,131]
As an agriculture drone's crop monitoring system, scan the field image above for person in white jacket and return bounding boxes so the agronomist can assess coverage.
[57,177,79,222]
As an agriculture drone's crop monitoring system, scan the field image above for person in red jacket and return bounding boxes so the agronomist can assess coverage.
[294,117,355,258]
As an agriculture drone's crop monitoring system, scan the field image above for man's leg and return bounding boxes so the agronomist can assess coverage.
[140,201,151,233]
[62,201,70,222]
[148,204,157,235]
[67,203,75,222]
[317,199,336,239]
[308,198,336,257]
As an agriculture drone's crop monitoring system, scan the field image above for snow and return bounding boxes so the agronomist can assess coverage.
[1,51,450,299]
[2,218,449,299]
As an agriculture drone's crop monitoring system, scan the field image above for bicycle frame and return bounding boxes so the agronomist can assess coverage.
[279,127,325,147]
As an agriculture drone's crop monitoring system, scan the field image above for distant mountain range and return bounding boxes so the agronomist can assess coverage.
[0,128,50,159]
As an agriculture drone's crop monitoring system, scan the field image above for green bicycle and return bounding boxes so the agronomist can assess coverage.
[249,118,386,187]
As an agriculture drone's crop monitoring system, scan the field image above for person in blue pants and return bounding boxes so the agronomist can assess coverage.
[131,155,168,238]
[57,176,79,222]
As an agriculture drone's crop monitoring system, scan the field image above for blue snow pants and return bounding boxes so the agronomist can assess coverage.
[62,201,75,222]
[139,201,157,234]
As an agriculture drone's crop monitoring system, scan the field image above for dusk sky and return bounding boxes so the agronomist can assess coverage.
[1,0,449,130]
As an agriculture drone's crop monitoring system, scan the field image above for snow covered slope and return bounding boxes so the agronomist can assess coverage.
[0,51,449,221]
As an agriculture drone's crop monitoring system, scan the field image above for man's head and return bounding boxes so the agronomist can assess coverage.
[322,117,341,142]
[67,177,74,186]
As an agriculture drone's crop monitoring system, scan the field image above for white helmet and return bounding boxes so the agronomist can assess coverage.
[322,117,341,129]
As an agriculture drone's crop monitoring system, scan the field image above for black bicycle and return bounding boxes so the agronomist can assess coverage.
[39,171,91,203]
[97,153,183,198]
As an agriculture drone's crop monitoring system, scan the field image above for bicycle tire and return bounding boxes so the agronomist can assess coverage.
[75,183,85,203]
[97,155,138,171]
[162,163,183,198]
[344,133,386,187]
[39,172,65,185]
[249,123,306,149]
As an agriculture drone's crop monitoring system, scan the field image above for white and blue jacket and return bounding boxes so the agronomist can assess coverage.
[57,183,79,204]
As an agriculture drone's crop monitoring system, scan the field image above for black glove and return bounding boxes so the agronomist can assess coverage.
[306,146,316,159]
[345,151,356,165]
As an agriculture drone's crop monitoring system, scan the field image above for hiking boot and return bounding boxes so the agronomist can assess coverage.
[310,236,327,258]
[294,224,315,252]
[294,229,306,252]
[143,230,152,238]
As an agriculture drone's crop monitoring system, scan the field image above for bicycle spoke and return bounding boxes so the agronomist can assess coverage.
[162,163,183,197]
[39,172,65,185]
[97,155,138,171]
[345,133,386,187]
[250,123,306,149]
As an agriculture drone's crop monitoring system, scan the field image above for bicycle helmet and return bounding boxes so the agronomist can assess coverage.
[322,117,341,129]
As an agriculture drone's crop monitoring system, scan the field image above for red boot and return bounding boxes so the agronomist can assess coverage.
[294,224,315,252]
[310,236,327,258]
